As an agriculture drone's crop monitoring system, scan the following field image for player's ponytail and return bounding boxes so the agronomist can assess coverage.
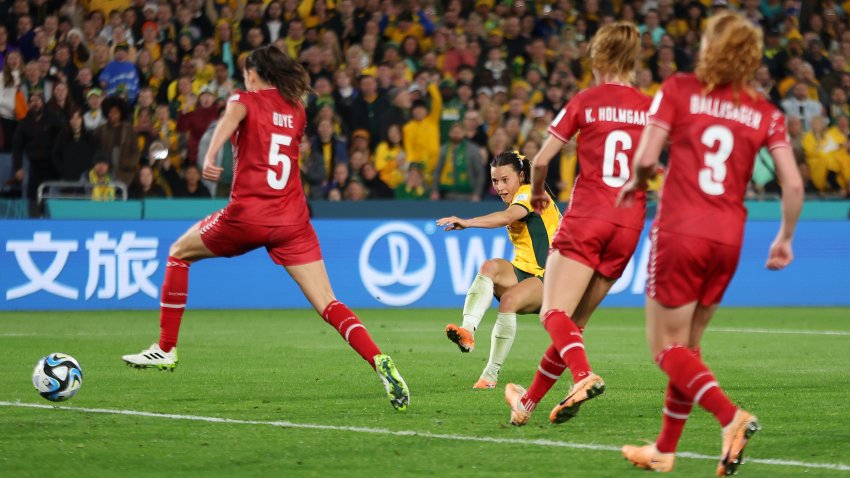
[245,45,312,105]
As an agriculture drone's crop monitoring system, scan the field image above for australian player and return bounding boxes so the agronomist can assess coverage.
[503,22,652,426]
[122,46,410,411]
[438,151,561,389]
[618,13,802,474]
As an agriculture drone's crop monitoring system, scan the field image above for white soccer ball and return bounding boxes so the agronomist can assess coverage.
[32,353,83,402]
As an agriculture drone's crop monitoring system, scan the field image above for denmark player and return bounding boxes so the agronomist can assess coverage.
[122,46,410,411]
[618,13,802,474]
[437,151,562,389]
[503,22,652,426]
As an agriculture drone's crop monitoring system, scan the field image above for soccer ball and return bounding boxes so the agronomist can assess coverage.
[32,353,83,402]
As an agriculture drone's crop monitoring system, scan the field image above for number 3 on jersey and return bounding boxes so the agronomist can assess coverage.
[699,125,733,195]
[267,133,292,190]
[603,130,632,188]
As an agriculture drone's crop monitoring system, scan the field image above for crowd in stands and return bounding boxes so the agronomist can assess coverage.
[0,0,848,210]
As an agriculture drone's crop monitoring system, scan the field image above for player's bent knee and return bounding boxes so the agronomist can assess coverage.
[168,241,184,259]
[479,259,501,278]
[168,236,196,261]
[498,292,519,313]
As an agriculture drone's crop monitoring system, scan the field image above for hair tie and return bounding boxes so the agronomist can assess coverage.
[514,150,526,168]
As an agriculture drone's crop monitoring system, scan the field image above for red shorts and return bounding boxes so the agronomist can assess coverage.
[647,228,741,307]
[551,216,642,279]
[198,209,323,266]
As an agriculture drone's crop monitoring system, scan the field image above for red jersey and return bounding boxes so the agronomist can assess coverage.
[225,89,310,226]
[649,74,790,246]
[549,83,652,230]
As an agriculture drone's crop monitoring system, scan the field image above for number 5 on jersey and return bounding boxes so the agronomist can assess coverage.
[267,133,293,190]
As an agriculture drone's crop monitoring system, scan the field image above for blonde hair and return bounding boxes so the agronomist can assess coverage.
[696,12,763,94]
[589,22,641,83]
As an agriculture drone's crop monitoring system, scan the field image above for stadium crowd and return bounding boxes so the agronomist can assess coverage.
[0,0,848,209]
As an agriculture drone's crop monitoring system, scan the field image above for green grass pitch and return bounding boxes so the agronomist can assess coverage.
[1,308,849,477]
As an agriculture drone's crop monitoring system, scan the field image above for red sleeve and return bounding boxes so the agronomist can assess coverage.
[227,90,250,109]
[765,109,791,151]
[648,77,678,131]
[547,95,582,143]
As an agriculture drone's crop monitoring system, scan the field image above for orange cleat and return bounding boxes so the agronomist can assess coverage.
[717,410,760,476]
[549,372,605,424]
[472,378,497,389]
[504,383,531,426]
[621,444,675,472]
[445,324,475,353]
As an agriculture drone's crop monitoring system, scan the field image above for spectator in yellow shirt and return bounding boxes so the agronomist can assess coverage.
[374,124,406,188]
[825,115,850,193]
[282,18,305,60]
[803,115,847,192]
[87,156,117,201]
[385,11,427,46]
[403,80,442,177]
[140,21,161,60]
[778,58,821,100]
[637,67,659,96]
[87,0,131,16]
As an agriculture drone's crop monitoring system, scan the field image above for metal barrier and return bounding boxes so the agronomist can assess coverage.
[37,181,129,203]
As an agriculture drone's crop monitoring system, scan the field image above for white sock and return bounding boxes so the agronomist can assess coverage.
[461,274,494,335]
[481,312,517,382]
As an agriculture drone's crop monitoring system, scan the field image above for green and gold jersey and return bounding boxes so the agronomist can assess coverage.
[507,184,562,277]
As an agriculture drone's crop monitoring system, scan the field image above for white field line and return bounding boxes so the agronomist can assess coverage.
[1,401,848,472]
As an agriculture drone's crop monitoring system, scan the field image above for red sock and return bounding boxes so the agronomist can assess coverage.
[542,309,592,382]
[158,256,190,352]
[656,382,692,453]
[656,345,737,427]
[520,344,566,412]
[656,348,700,453]
[322,300,381,369]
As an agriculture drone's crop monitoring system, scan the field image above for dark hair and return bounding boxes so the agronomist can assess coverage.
[491,150,560,201]
[263,0,282,20]
[63,106,93,141]
[245,45,311,105]
[490,151,531,184]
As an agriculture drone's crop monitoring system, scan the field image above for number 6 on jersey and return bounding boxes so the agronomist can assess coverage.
[267,133,293,190]
[603,130,632,188]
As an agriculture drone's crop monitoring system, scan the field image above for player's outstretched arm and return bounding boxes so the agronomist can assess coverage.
[436,205,528,231]
[617,124,668,207]
[766,145,804,270]
[202,101,247,182]
[530,136,564,214]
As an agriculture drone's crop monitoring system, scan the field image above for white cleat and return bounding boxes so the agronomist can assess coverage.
[122,344,178,371]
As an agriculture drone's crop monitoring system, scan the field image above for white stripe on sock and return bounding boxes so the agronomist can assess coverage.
[686,371,712,389]
[343,324,364,342]
[559,342,585,357]
[662,407,690,420]
[537,366,561,380]
[160,302,186,309]
[693,381,719,405]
